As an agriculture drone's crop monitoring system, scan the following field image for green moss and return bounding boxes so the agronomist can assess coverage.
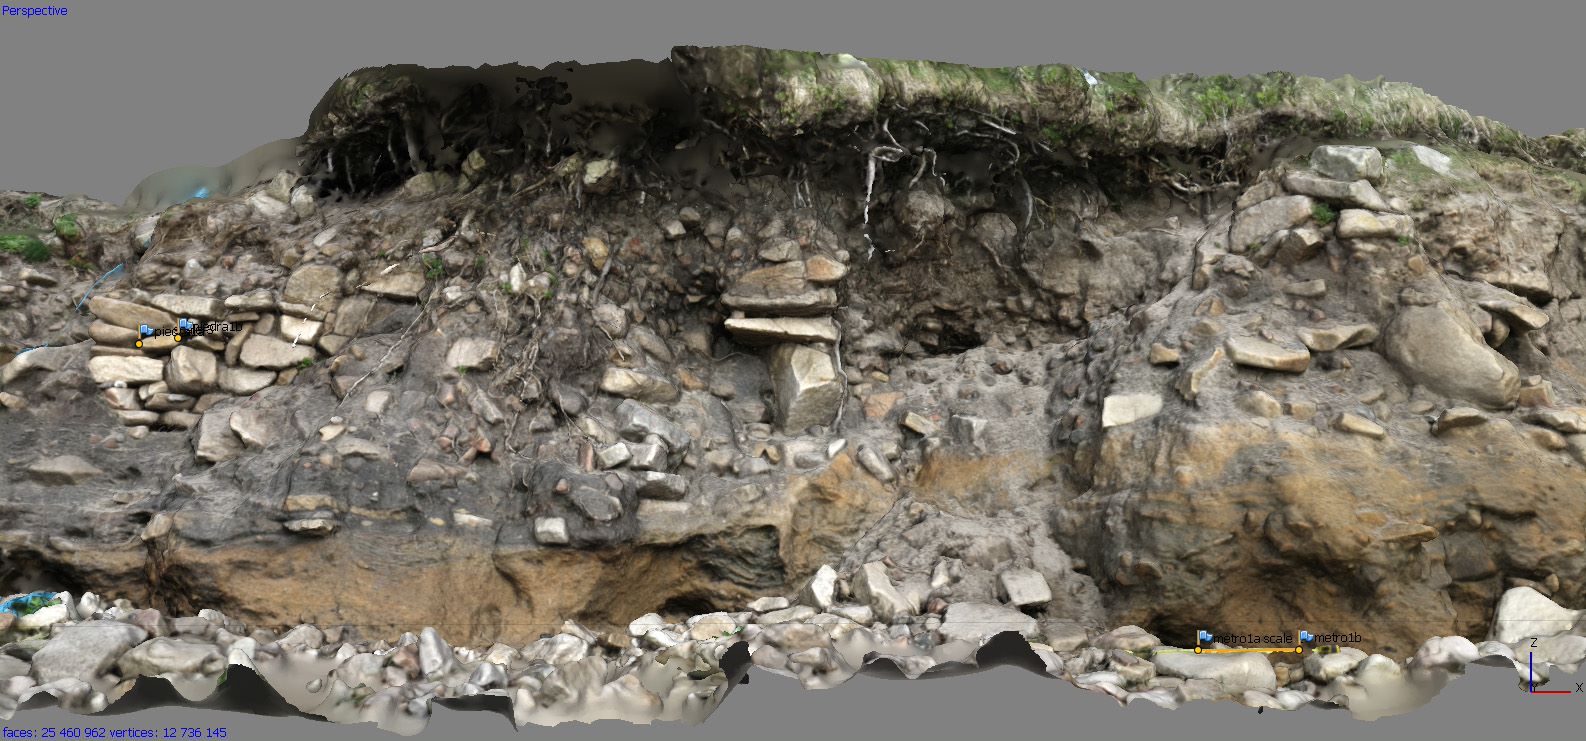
[53,213,80,243]
[1311,202,1337,226]
[23,194,41,209]
[421,254,445,280]
[0,233,50,263]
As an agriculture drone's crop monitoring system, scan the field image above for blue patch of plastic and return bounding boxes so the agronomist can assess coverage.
[192,186,210,199]
[1,590,61,616]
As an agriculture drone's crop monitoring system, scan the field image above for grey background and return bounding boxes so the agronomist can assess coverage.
[3,0,1584,738]
[5,660,1582,741]
[0,0,1583,201]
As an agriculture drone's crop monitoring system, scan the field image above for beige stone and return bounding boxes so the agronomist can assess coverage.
[87,356,165,384]
[1102,393,1163,428]
[165,346,218,394]
[1336,413,1386,439]
[88,297,174,331]
[239,335,315,370]
[1224,336,1310,373]
[1298,324,1379,352]
[599,368,680,403]
[724,316,840,345]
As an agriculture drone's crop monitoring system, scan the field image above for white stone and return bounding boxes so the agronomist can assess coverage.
[1151,651,1277,691]
[937,602,1039,644]
[1491,586,1582,643]
[1303,646,1367,682]
[799,564,839,610]
[1102,393,1162,428]
[1411,636,1479,670]
[445,337,501,372]
[218,367,275,395]
[534,516,569,545]
[1407,145,1453,176]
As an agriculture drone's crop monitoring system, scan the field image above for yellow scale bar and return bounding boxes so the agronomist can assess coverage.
[1194,646,1303,654]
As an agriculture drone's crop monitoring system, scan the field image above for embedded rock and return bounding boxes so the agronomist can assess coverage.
[769,343,842,433]
[1382,303,1520,408]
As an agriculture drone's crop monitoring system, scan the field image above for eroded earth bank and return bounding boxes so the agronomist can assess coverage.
[3,46,1586,730]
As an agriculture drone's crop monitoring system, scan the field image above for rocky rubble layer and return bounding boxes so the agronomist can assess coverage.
[2,48,1585,666]
[2,584,1581,729]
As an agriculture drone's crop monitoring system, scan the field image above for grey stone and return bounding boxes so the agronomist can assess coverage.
[2,344,79,386]
[769,343,842,433]
[634,471,688,500]
[194,409,242,463]
[283,264,342,306]
[30,621,148,684]
[629,442,667,471]
[239,336,314,370]
[853,561,918,623]
[1271,227,1326,266]
[857,444,896,483]
[218,367,275,395]
[1310,145,1385,183]
[948,414,988,452]
[759,238,802,262]
[938,602,1039,644]
[1231,195,1314,251]
[115,638,225,677]
[26,455,103,485]
[999,568,1053,607]
[591,303,629,339]
[570,487,622,522]
[1281,171,1394,211]
[150,294,226,320]
[229,407,279,449]
[1478,299,1549,331]
[361,267,426,300]
[615,399,690,450]
[756,605,819,626]
[597,442,632,468]
[1383,303,1520,408]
